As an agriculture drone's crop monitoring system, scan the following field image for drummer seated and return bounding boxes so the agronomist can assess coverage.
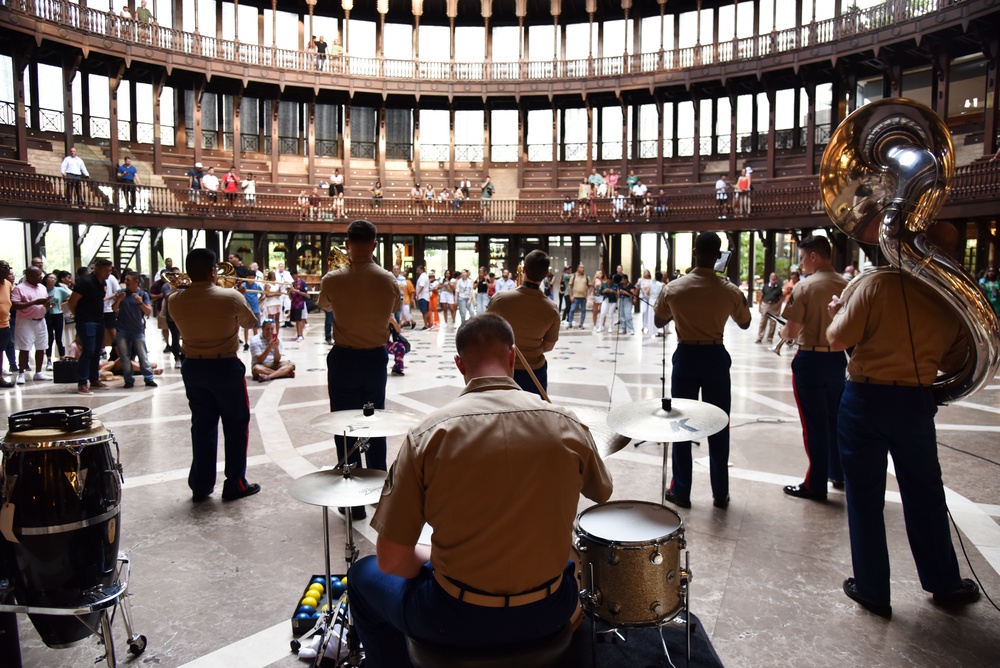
[249,319,295,382]
[346,314,613,668]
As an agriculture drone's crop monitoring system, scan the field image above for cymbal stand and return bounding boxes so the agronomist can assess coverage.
[294,433,372,667]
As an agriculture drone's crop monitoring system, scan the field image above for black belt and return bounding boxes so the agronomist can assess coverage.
[848,375,923,387]
[27,317,44,321]
[679,340,722,346]
[798,345,833,352]
[184,353,238,359]
[334,344,384,352]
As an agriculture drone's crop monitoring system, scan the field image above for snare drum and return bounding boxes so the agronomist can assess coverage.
[574,500,687,627]
[0,409,122,648]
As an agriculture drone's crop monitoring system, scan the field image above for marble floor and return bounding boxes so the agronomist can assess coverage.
[3,309,999,668]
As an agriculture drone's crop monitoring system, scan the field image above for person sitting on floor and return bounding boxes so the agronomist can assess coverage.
[249,318,295,382]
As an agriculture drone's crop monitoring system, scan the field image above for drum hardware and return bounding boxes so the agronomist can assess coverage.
[0,409,146,666]
[289,423,391,667]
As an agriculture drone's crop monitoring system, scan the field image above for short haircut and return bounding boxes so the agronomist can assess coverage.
[798,235,832,259]
[186,248,217,281]
[347,219,377,243]
[231,252,242,262]
[694,232,722,257]
[93,258,113,269]
[523,250,550,282]
[455,313,514,355]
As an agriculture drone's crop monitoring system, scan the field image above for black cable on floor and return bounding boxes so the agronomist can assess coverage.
[947,508,1000,614]
[938,441,1000,468]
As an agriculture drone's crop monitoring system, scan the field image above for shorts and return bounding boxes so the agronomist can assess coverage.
[333,184,344,196]
[716,193,729,202]
[289,307,305,322]
[103,312,118,330]
[417,299,429,314]
[266,304,281,315]
[14,318,47,351]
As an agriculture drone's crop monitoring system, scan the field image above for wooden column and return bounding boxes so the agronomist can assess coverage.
[193,79,205,166]
[585,101,593,173]
[343,102,352,181]
[655,93,664,185]
[27,61,40,131]
[766,90,776,179]
[377,102,386,184]
[413,101,421,186]
[232,90,243,172]
[982,36,998,158]
[449,102,457,187]
[152,73,165,172]
[692,96,701,182]
[763,230,776,279]
[129,80,139,144]
[931,46,950,122]
[109,64,126,172]
[483,103,491,174]
[270,98,279,184]
[517,102,526,185]
[62,55,81,155]
[307,98,316,185]
[728,93,737,177]
[804,82,816,175]
[619,99,628,185]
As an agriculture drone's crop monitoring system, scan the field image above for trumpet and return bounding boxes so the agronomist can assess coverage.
[163,262,238,289]
[766,312,788,356]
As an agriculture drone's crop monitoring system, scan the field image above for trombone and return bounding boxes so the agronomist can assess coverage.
[163,262,242,289]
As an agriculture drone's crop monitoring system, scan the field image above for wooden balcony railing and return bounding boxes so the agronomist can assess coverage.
[2,0,964,85]
[1,162,996,229]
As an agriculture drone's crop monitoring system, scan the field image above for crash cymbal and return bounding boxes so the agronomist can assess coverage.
[289,468,388,508]
[310,409,419,437]
[607,398,729,443]
[567,406,632,459]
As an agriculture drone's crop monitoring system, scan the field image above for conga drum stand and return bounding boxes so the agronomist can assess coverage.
[0,554,147,667]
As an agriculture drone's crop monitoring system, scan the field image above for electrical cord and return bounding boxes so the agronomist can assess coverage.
[948,508,1000,614]
[937,440,1000,468]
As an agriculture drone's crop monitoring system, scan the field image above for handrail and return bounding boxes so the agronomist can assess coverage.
[0,161,996,226]
[1,0,960,84]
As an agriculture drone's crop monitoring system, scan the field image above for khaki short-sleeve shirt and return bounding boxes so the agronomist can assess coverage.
[782,267,848,347]
[487,285,561,370]
[654,268,751,342]
[169,282,259,357]
[317,258,401,349]
[827,271,966,384]
[371,376,613,595]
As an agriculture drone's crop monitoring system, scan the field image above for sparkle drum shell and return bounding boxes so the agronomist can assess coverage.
[574,501,686,627]
[0,421,122,648]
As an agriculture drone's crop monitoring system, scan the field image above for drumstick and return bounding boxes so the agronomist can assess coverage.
[513,346,551,403]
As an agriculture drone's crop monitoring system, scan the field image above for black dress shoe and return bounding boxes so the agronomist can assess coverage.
[337,506,368,520]
[932,578,980,606]
[663,491,691,509]
[192,492,211,503]
[843,578,892,619]
[830,479,845,490]
[713,495,730,509]
[222,482,261,501]
[783,483,827,501]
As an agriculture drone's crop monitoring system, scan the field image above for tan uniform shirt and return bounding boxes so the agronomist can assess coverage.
[0,280,11,329]
[317,258,400,349]
[654,268,751,342]
[372,376,613,595]
[169,282,259,358]
[487,285,561,370]
[828,271,966,385]
[569,273,590,299]
[782,267,848,347]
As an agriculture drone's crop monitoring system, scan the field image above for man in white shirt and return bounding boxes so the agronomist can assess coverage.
[276,262,294,327]
[715,175,731,219]
[494,269,516,293]
[201,166,220,212]
[102,270,122,359]
[415,265,431,330]
[455,269,474,324]
[60,147,90,206]
[249,319,295,382]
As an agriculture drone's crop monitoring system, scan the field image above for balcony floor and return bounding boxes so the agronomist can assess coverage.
[5,310,999,667]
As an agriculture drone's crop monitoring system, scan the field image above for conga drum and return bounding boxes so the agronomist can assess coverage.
[0,407,122,648]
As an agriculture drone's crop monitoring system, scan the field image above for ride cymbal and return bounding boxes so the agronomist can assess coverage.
[288,468,387,508]
[607,398,729,443]
[310,409,419,437]
[567,406,632,459]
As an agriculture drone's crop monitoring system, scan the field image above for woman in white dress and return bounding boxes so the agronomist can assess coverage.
[637,269,654,334]
[438,269,457,328]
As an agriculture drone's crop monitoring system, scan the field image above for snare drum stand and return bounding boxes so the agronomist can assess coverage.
[291,435,371,668]
[583,550,693,668]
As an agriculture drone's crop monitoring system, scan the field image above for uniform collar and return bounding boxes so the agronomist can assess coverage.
[459,376,521,396]
[691,267,716,276]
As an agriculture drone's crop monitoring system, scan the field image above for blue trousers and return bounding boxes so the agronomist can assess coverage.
[513,361,547,398]
[669,344,731,502]
[181,357,251,498]
[838,382,963,605]
[567,297,587,326]
[791,350,846,491]
[327,346,388,471]
[76,320,105,385]
[348,556,578,668]
[115,330,154,383]
[324,311,333,343]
